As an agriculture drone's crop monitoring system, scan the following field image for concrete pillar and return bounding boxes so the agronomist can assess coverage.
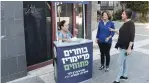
[91,1,98,31]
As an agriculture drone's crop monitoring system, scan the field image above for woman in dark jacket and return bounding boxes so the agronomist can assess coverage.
[96,11,115,72]
[110,9,135,83]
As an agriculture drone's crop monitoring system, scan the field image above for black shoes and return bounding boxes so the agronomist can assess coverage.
[113,81,120,83]
[120,76,128,80]
[99,65,104,70]
[99,66,109,72]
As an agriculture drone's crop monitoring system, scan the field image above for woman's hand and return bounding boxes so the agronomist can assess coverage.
[109,28,115,32]
[109,28,119,35]
[126,48,132,55]
[66,39,72,42]
[126,42,133,55]
[95,39,99,44]
[105,37,110,42]
[105,35,112,42]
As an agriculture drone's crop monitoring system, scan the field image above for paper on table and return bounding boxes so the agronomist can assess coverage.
[71,37,78,41]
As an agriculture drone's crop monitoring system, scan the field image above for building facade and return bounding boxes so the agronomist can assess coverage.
[1,1,27,83]
[1,1,92,83]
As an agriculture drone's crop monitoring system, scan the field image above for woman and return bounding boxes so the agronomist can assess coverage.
[110,9,135,83]
[96,11,115,72]
[58,20,72,42]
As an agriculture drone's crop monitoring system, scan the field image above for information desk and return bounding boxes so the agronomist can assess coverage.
[53,39,93,83]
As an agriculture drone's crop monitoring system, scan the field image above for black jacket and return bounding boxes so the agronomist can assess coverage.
[115,20,135,49]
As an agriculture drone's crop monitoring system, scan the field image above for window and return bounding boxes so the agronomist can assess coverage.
[75,3,84,38]
[98,1,101,4]
[109,1,114,6]
[56,3,73,33]
[101,1,109,6]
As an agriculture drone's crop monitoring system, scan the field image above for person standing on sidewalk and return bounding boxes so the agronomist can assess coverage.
[110,9,135,83]
[96,11,115,72]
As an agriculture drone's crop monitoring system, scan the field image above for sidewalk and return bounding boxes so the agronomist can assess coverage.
[7,51,149,83]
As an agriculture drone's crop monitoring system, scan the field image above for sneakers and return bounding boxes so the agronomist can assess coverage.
[113,81,120,83]
[105,67,109,72]
[99,65,104,70]
[113,76,128,83]
[120,76,128,80]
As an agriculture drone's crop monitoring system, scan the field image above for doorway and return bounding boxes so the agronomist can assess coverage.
[23,1,53,67]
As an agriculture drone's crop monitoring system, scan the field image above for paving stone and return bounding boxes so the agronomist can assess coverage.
[141,44,149,49]
[7,76,44,83]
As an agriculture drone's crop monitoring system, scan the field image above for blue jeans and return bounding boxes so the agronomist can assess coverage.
[115,49,129,82]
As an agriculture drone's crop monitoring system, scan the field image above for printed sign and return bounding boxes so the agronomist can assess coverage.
[54,42,93,83]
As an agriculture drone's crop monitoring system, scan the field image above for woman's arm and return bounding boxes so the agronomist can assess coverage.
[109,28,119,35]
[58,37,71,42]
[128,42,133,49]
[126,22,135,55]
[108,22,115,38]
[115,30,119,35]
[128,22,135,49]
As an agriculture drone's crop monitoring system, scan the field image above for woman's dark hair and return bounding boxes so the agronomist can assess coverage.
[59,20,66,30]
[123,9,132,19]
[101,11,111,20]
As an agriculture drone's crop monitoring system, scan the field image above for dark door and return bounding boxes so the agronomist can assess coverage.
[23,1,52,66]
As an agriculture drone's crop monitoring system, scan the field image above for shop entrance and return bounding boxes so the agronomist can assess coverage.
[23,1,53,67]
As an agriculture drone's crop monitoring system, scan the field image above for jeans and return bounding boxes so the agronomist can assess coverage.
[115,48,129,82]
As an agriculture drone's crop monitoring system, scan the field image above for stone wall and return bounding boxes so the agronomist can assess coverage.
[1,1,27,83]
